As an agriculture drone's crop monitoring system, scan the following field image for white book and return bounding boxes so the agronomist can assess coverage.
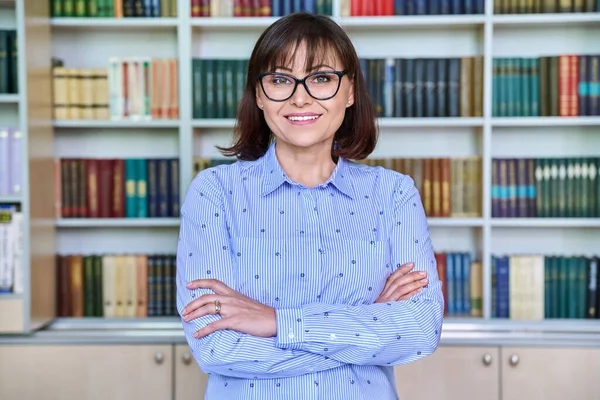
[0,128,9,196]
[11,212,23,294]
[102,255,116,317]
[108,57,123,120]
[0,205,15,293]
[9,128,21,196]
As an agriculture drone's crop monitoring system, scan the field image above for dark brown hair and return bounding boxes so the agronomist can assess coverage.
[217,12,378,161]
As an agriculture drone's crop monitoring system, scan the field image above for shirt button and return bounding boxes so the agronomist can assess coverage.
[330,334,337,340]
[288,332,295,339]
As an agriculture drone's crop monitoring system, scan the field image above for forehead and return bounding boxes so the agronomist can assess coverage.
[268,39,342,73]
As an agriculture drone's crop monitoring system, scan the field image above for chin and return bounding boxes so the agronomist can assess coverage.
[281,134,332,150]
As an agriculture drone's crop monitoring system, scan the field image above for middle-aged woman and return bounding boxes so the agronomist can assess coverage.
[176,11,444,400]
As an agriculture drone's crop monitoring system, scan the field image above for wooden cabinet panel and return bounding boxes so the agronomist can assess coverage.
[394,346,500,400]
[174,344,209,400]
[501,347,600,400]
[0,344,172,400]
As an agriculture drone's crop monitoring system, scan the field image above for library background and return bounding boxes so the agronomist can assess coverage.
[0,0,599,399]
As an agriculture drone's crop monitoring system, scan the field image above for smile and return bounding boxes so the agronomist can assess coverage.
[285,114,321,122]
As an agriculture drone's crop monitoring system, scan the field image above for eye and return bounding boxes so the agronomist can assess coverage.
[271,75,292,85]
[311,74,332,83]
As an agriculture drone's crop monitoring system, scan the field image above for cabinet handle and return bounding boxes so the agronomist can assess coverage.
[182,352,193,365]
[154,352,165,365]
[508,354,519,367]
[482,353,493,366]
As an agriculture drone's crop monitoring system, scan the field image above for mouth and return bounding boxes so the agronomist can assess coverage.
[285,113,322,124]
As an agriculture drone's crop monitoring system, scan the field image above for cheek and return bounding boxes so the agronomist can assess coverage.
[325,98,350,120]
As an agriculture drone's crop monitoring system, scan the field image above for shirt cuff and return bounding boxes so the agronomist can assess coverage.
[274,307,305,350]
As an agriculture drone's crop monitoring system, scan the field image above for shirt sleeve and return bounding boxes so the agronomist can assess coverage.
[273,173,444,366]
[176,170,346,379]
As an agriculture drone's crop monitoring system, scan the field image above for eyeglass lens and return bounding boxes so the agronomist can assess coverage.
[261,72,341,100]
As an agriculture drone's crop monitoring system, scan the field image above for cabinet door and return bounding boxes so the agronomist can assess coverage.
[174,344,209,400]
[501,346,600,400]
[394,346,500,400]
[0,344,172,400]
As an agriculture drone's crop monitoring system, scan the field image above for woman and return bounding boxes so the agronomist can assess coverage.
[176,11,444,400]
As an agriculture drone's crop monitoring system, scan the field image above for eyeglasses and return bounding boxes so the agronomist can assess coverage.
[257,70,347,102]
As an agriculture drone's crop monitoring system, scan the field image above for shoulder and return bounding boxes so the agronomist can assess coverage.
[186,157,266,199]
[343,160,419,202]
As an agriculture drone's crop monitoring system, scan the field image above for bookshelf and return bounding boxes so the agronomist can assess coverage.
[1,0,599,335]
[0,0,54,334]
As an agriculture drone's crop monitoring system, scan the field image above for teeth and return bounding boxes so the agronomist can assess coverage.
[287,115,319,121]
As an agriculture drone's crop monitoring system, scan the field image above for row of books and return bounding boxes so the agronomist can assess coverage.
[52,57,179,121]
[347,0,485,15]
[48,251,600,322]
[492,254,599,320]
[0,205,22,294]
[191,57,483,119]
[492,157,599,219]
[362,57,483,118]
[435,252,482,317]
[56,158,180,219]
[50,0,600,19]
[192,0,489,17]
[359,157,482,218]
[50,0,179,18]
[492,55,600,118]
[191,0,333,16]
[0,127,21,197]
[51,53,600,121]
[55,253,177,318]
[495,0,600,14]
[0,30,17,95]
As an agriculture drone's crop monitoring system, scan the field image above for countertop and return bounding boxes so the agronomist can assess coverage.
[1,317,599,347]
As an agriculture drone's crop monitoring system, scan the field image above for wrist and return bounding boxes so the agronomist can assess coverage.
[274,307,305,350]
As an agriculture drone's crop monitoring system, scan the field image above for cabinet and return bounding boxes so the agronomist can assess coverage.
[0,343,208,400]
[174,344,208,400]
[501,347,600,400]
[0,344,173,400]
[395,346,600,400]
[1,344,599,400]
[395,346,500,400]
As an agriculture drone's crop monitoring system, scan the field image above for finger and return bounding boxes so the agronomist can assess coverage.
[399,287,424,301]
[194,318,232,339]
[380,263,410,293]
[389,270,427,291]
[186,278,232,295]
[377,283,422,304]
[182,293,229,316]
[378,264,417,300]
[388,278,428,301]
[390,262,415,279]
[380,263,415,292]
[378,274,428,303]
[183,302,221,322]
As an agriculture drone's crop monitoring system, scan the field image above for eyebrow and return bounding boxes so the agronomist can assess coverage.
[274,64,336,73]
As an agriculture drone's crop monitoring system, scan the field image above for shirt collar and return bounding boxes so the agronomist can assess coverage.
[260,141,355,199]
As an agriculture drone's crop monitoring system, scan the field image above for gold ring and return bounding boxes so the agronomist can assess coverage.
[214,300,221,315]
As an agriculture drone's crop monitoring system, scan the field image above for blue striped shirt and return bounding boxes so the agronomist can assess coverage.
[176,141,444,400]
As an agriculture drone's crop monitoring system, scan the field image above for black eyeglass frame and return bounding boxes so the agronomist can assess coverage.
[257,70,348,102]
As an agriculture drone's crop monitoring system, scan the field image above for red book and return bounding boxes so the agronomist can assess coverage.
[569,55,579,117]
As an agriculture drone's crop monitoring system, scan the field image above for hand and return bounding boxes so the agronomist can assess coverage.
[375,262,428,303]
[182,279,277,339]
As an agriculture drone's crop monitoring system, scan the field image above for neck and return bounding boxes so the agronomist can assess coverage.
[274,141,337,188]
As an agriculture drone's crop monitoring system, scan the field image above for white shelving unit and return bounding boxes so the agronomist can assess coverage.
[39,0,600,335]
[0,0,55,334]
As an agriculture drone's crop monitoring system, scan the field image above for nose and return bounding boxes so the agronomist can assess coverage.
[289,81,312,107]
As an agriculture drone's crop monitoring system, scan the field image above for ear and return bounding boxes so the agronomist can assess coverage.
[346,79,355,108]
[255,85,264,110]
